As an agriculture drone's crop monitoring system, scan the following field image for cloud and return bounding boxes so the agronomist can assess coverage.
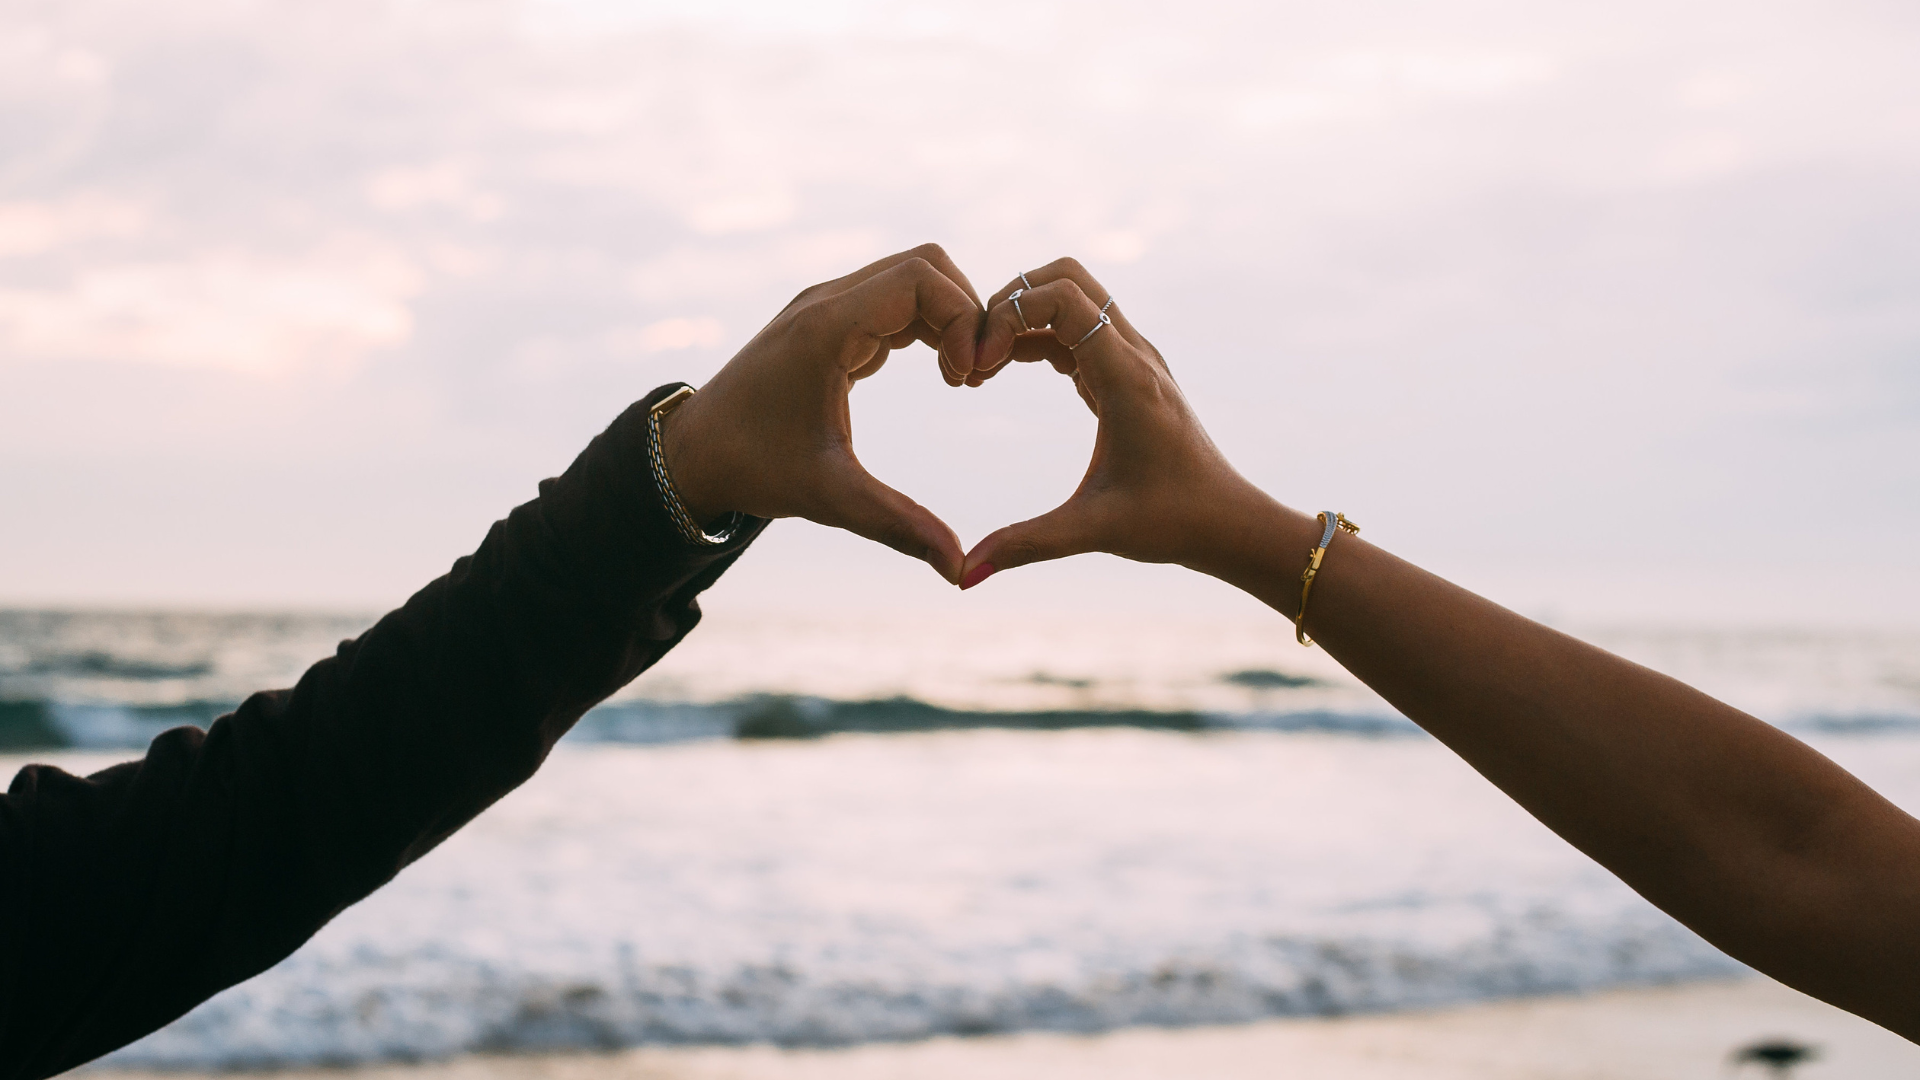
[0,197,147,258]
[628,231,886,304]
[0,245,421,375]
[634,317,724,352]
[685,190,796,236]
[365,164,505,222]
[1,0,1916,614]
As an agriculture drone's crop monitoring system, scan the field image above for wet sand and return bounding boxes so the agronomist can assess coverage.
[92,976,1920,1080]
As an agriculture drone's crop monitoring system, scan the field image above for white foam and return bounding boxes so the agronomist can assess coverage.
[89,724,1920,1067]
[7,611,1917,1064]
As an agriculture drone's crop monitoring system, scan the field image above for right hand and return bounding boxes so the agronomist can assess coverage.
[660,244,986,584]
[960,258,1272,589]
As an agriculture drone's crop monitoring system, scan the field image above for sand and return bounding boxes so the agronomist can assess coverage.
[90,976,1919,1080]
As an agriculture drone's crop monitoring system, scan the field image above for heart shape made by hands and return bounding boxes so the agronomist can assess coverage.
[665,247,1200,594]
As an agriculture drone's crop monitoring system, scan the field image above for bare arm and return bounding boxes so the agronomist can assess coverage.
[959,257,1920,1040]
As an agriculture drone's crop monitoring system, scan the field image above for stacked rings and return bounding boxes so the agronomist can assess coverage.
[1010,271,1118,348]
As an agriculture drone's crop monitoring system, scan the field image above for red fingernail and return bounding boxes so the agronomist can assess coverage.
[960,563,996,590]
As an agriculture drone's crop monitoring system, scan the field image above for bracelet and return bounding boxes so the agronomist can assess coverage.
[646,385,744,547]
[1295,510,1360,647]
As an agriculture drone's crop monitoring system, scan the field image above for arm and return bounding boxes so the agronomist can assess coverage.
[0,244,986,1079]
[0,385,767,1079]
[959,257,1920,1041]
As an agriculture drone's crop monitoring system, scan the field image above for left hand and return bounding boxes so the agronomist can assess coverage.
[659,244,986,584]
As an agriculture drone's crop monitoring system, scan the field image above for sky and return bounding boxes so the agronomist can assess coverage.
[1,0,1917,625]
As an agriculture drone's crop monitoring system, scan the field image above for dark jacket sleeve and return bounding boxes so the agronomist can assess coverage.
[0,386,766,1080]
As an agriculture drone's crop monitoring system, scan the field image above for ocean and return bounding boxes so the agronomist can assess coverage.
[3,608,1918,1068]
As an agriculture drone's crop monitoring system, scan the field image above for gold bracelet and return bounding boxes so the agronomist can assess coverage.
[646,385,743,547]
[1296,510,1360,647]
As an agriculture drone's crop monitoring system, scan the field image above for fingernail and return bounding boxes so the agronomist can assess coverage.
[960,563,996,590]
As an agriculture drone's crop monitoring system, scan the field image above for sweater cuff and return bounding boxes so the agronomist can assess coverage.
[535,384,769,609]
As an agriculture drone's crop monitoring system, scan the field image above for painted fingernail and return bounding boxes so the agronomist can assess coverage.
[960,563,996,590]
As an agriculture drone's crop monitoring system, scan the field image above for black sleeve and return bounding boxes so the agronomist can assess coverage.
[0,385,766,1080]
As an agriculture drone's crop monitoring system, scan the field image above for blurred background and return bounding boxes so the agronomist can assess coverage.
[3,0,1919,1075]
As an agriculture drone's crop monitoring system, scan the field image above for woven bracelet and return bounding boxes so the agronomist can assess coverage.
[646,386,744,547]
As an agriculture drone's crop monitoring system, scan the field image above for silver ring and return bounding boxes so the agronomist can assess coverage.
[1100,296,1115,314]
[1069,311,1112,350]
[1010,288,1031,332]
[1020,271,1036,290]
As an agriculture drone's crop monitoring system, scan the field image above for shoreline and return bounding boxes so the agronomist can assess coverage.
[91,976,1919,1080]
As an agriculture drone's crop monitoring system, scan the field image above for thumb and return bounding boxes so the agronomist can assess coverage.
[960,501,1099,591]
[820,466,965,585]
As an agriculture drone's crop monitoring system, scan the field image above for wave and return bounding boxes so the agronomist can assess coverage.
[1792,713,1920,735]
[576,697,1234,743]
[103,913,1737,1069]
[0,699,238,751]
[10,692,1920,754]
[8,612,1919,753]
[22,651,215,680]
[0,696,1425,753]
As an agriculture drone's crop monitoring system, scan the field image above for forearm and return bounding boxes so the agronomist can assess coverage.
[1202,488,1920,1033]
[0,386,767,1080]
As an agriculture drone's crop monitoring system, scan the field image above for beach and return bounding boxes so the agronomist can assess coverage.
[10,0,1920,1074]
[90,976,1920,1080]
[8,612,1920,1070]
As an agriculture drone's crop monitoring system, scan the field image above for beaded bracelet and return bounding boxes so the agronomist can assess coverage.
[646,385,744,547]
[1295,510,1360,647]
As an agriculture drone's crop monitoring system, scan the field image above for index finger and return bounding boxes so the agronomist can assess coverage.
[988,257,1149,352]
[816,242,986,314]
[976,276,1133,389]
[822,256,982,378]
[830,244,987,382]
[966,332,1077,387]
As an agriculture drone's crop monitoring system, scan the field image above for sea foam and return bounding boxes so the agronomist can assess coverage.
[3,610,1916,1066]
[80,724,1916,1068]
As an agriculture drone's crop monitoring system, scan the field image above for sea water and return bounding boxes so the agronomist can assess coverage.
[2,609,1917,1068]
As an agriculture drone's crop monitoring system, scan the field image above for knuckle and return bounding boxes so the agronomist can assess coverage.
[1117,356,1168,396]
[1041,256,1086,279]
[1000,537,1044,567]
[787,296,838,338]
[1042,279,1095,323]
[911,241,948,262]
[899,256,935,276]
[878,519,922,557]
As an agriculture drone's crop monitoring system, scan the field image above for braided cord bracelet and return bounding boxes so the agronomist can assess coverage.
[646,385,744,547]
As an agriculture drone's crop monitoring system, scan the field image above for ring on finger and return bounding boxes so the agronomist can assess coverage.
[1100,296,1116,314]
[1010,288,1031,332]
[1020,271,1036,290]
[1069,311,1113,350]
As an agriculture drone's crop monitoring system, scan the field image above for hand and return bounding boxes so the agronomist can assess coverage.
[660,244,986,584]
[959,258,1273,589]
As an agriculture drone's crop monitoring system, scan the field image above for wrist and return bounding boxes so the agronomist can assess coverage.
[1182,483,1322,616]
[657,389,729,525]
